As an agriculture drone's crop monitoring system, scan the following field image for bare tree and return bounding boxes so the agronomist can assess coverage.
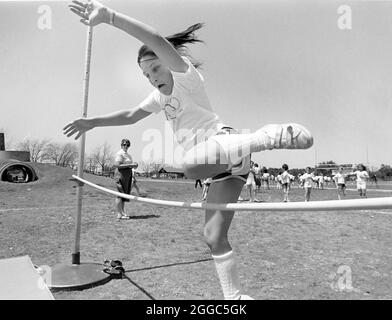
[85,155,97,173]
[140,161,151,177]
[45,142,78,167]
[150,161,162,178]
[90,142,114,174]
[17,138,51,162]
[138,160,162,178]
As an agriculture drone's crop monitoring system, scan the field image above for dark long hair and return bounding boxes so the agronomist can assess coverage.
[137,23,204,69]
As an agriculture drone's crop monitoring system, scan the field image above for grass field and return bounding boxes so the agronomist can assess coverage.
[1,163,392,300]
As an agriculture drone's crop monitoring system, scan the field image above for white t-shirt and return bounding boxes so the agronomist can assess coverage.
[138,57,224,152]
[353,170,369,183]
[300,173,314,188]
[281,171,293,184]
[114,149,133,165]
[262,172,270,180]
[333,173,346,184]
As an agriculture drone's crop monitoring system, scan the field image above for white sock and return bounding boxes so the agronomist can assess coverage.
[212,250,241,300]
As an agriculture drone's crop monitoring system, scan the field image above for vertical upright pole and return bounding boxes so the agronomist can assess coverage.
[49,13,110,291]
[72,25,93,265]
[0,132,5,151]
[366,145,369,168]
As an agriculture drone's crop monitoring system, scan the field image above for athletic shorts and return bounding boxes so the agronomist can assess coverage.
[210,127,250,183]
[357,181,366,190]
[338,183,346,189]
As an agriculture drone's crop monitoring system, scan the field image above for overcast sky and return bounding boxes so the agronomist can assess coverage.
[1,0,391,169]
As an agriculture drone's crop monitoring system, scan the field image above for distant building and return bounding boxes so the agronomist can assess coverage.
[331,164,355,175]
[158,165,185,179]
[0,133,38,182]
[315,163,354,175]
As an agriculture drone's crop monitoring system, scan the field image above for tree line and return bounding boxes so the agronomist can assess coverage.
[8,138,392,180]
[12,138,162,177]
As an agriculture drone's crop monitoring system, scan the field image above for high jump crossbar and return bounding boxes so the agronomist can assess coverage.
[72,175,392,213]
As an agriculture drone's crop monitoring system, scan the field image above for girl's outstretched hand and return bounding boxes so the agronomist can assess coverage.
[63,118,94,140]
[68,0,110,26]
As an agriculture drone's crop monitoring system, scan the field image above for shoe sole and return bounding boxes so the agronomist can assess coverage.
[275,123,313,149]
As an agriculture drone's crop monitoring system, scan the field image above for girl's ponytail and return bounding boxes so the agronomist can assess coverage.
[138,23,204,68]
[165,23,204,49]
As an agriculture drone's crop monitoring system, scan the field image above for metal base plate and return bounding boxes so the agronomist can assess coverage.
[48,263,111,291]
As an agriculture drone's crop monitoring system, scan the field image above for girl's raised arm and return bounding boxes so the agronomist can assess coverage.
[63,106,152,140]
[69,0,188,72]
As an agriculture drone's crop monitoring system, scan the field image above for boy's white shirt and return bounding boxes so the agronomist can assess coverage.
[138,57,224,152]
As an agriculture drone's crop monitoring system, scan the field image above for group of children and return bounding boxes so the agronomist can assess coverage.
[242,162,295,203]
[242,161,273,202]
[211,163,371,203]
[299,164,370,201]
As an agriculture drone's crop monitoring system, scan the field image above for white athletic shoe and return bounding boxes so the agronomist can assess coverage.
[256,123,313,150]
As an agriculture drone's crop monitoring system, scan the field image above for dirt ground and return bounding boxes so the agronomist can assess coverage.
[1,163,392,300]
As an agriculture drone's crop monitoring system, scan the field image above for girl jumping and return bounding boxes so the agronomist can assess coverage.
[64,0,313,300]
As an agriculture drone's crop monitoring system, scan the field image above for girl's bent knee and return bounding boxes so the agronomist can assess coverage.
[203,230,229,252]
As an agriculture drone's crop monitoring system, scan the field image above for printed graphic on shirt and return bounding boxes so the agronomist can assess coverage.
[163,97,182,120]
